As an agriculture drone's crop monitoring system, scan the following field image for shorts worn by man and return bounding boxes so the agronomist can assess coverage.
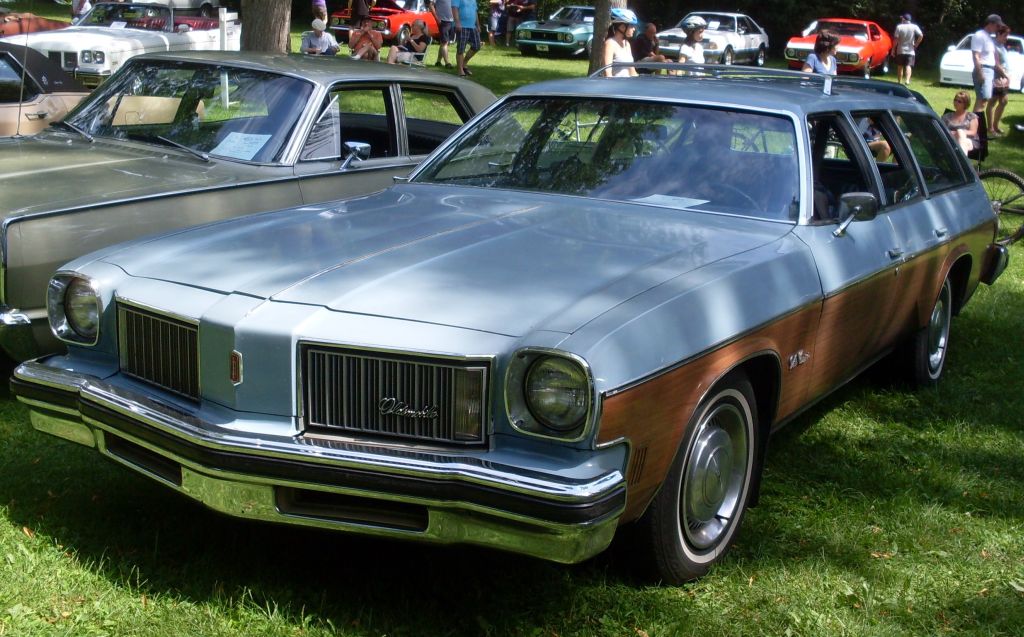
[972,14,1004,112]
[504,0,535,46]
[892,14,923,85]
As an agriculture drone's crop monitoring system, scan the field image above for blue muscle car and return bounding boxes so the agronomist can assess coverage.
[515,5,595,56]
[13,66,1008,584]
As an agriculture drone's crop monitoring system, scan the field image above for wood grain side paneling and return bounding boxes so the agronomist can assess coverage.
[598,306,820,523]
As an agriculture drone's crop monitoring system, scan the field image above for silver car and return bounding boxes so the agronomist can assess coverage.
[0,51,495,361]
[13,67,1008,584]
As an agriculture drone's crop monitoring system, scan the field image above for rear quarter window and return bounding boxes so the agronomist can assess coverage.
[893,113,971,194]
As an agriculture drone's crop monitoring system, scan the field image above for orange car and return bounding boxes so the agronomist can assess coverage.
[785,18,894,78]
[329,0,438,44]
[0,11,68,37]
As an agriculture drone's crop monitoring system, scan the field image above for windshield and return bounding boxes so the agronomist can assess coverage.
[816,21,868,39]
[552,7,595,23]
[416,98,800,222]
[66,60,314,163]
[687,13,736,32]
[80,3,173,30]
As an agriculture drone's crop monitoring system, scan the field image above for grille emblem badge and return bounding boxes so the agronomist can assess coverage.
[378,397,439,420]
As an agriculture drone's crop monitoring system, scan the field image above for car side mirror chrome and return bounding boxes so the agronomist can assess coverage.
[832,192,878,237]
[340,141,371,170]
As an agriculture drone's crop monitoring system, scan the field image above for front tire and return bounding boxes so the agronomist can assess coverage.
[863,58,872,79]
[722,47,734,65]
[636,372,759,583]
[879,55,890,75]
[396,25,411,44]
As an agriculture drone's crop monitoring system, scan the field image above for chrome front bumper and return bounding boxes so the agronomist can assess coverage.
[12,359,627,564]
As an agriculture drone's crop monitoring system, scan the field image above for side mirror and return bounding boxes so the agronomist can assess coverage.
[947,45,956,52]
[832,192,878,237]
[340,140,371,170]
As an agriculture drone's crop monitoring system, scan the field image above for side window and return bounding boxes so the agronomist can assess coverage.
[314,86,394,160]
[400,87,469,156]
[300,94,341,161]
[869,24,880,39]
[893,113,970,193]
[807,115,874,221]
[852,111,921,206]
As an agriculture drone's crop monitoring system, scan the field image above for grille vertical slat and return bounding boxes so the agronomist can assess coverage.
[118,303,199,400]
[302,346,488,446]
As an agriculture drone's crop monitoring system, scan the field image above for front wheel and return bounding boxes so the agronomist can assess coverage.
[199,3,214,17]
[754,45,766,67]
[722,47,734,65]
[863,58,872,79]
[396,25,411,44]
[980,168,1024,244]
[636,372,759,583]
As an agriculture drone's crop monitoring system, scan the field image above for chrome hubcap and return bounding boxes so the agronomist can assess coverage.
[681,402,749,550]
[928,284,951,374]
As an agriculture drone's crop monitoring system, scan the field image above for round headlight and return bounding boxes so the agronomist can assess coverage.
[524,356,589,432]
[562,33,573,43]
[65,278,99,339]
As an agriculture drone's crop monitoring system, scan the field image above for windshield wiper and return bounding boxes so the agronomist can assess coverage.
[155,135,210,162]
[50,120,94,142]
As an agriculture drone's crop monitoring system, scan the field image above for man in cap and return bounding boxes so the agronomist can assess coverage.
[892,13,923,85]
[971,14,1004,113]
[301,18,340,55]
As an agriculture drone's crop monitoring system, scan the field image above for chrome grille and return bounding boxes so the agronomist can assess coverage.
[303,345,488,445]
[118,303,199,400]
[529,31,563,42]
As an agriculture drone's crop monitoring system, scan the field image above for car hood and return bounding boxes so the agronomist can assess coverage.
[658,27,727,43]
[5,26,198,52]
[787,34,868,51]
[0,134,260,218]
[104,184,794,337]
[524,20,590,32]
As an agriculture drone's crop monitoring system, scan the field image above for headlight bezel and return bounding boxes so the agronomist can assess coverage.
[47,272,102,346]
[80,50,92,64]
[505,348,596,442]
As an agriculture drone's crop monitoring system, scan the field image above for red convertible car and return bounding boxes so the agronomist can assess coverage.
[329,0,438,44]
[785,18,893,78]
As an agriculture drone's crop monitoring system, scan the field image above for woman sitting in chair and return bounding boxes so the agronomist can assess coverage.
[387,20,430,64]
[941,91,980,156]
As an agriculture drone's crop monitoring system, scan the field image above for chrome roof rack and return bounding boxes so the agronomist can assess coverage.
[589,63,927,104]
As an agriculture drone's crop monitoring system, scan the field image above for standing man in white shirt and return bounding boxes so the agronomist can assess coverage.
[971,14,1004,114]
[892,13,923,86]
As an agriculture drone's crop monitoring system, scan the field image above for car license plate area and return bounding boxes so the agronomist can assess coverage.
[537,44,549,51]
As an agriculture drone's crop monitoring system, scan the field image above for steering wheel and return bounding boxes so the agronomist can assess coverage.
[705,181,761,209]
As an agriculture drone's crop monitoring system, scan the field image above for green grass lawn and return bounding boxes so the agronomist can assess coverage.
[2,10,1024,636]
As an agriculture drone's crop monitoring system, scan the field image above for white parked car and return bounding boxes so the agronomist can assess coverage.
[940,33,1024,92]
[1,2,240,88]
[657,12,768,65]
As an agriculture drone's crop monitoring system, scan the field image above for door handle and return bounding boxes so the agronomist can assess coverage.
[24,111,48,121]
[888,248,904,259]
[934,227,948,238]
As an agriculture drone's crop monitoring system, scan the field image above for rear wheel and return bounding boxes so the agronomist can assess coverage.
[636,371,759,583]
[199,2,214,17]
[903,278,952,387]
[980,168,1024,244]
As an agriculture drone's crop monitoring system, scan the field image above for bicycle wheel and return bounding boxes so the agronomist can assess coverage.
[979,168,1024,244]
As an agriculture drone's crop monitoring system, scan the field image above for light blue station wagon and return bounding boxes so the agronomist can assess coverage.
[13,67,1008,584]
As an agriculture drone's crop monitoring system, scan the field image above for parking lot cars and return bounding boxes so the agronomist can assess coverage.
[1,2,241,88]
[940,32,1024,91]
[515,5,595,57]
[0,42,88,136]
[329,0,438,44]
[785,18,893,78]
[657,12,768,65]
[0,51,495,360]
[12,66,1007,584]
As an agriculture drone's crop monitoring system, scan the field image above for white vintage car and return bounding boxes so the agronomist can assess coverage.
[657,12,769,65]
[1,2,240,87]
[940,33,1024,92]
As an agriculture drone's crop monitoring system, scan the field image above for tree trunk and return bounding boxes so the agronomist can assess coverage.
[241,0,292,53]
[587,0,626,75]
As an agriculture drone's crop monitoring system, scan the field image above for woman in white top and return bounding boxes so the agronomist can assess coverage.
[603,9,638,77]
[678,15,706,63]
